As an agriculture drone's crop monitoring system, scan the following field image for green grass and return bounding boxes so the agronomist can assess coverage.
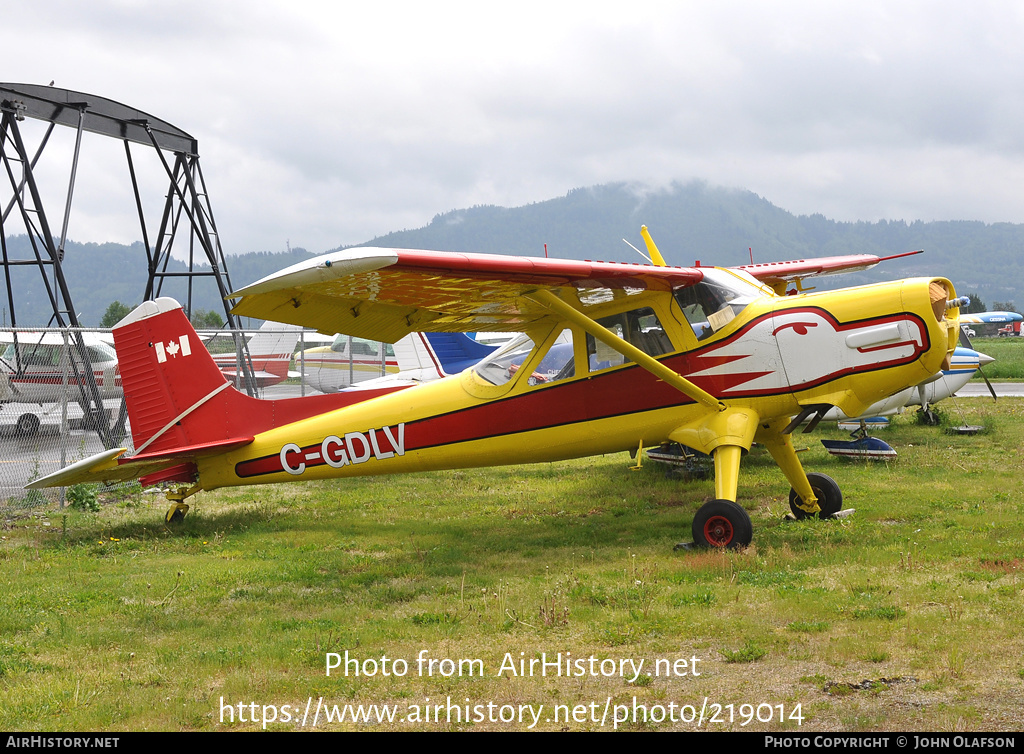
[970,337,1024,379]
[1,398,1023,731]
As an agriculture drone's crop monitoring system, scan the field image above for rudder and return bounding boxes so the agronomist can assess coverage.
[114,298,238,456]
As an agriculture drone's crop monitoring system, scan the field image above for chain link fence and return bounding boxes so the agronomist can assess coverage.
[0,326,391,514]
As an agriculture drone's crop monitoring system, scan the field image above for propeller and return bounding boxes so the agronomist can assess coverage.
[959,327,998,401]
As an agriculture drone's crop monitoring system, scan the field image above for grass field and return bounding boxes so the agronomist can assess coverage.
[970,337,1024,380]
[2,398,1023,732]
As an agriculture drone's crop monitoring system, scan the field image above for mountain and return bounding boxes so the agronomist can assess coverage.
[354,181,1023,305]
[0,239,314,327]
[3,180,1022,325]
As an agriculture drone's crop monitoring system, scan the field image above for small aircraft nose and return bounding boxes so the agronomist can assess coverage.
[977,351,995,367]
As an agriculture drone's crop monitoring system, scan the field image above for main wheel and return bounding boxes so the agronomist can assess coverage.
[789,472,842,520]
[16,413,40,437]
[692,499,753,549]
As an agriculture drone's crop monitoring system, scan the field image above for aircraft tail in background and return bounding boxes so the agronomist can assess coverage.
[26,298,403,493]
[391,332,499,381]
[211,320,303,388]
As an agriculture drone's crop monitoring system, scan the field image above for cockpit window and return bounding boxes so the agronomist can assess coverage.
[330,335,395,358]
[473,333,536,386]
[674,268,764,340]
[586,307,671,373]
[473,330,578,387]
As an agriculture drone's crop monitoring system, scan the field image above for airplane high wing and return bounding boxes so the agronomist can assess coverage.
[29,241,962,549]
[228,248,706,342]
[735,250,923,293]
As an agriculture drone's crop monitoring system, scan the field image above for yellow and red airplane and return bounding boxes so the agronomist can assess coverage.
[28,232,961,548]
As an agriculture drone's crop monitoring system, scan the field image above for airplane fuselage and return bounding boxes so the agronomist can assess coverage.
[197,276,955,491]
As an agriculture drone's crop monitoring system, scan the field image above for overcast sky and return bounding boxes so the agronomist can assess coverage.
[4,1,1024,256]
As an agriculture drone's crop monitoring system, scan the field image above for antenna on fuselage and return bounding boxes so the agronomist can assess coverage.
[622,238,651,264]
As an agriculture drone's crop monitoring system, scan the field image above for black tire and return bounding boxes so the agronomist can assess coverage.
[692,499,753,549]
[789,472,842,520]
[165,503,189,525]
[16,413,40,437]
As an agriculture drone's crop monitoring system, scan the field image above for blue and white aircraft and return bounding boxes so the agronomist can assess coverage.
[826,346,993,425]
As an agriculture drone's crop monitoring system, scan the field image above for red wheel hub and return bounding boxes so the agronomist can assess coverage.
[703,515,734,547]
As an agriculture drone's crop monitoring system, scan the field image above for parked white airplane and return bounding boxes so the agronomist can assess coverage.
[0,322,304,435]
[0,333,119,435]
[297,331,498,392]
[824,345,994,423]
[210,321,303,389]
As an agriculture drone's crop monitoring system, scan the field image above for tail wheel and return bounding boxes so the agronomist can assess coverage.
[165,502,190,524]
[789,472,842,520]
[692,500,753,549]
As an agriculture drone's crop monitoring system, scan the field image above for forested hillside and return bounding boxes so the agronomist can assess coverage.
[4,181,1022,324]
[357,182,1024,306]
[0,239,314,326]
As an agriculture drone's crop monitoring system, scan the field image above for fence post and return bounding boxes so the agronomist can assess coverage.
[58,330,69,509]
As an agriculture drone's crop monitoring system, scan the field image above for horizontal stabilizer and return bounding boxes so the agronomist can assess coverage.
[24,448,182,489]
[25,448,128,489]
[128,436,254,463]
[26,436,255,490]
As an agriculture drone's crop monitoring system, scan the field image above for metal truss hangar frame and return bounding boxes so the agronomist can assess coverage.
[0,83,257,446]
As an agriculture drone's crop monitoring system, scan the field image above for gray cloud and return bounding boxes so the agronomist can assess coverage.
[4,0,1024,255]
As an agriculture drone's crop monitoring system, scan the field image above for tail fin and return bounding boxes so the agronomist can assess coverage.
[114,298,242,456]
[247,320,303,360]
[392,332,498,380]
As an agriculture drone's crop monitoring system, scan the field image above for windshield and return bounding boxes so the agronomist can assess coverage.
[87,342,117,363]
[472,333,535,386]
[674,268,765,340]
[330,334,395,357]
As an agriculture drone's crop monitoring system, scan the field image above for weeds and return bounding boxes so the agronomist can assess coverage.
[67,484,99,513]
[0,399,1022,730]
[720,640,767,663]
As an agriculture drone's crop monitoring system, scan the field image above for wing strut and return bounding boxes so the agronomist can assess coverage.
[525,289,726,412]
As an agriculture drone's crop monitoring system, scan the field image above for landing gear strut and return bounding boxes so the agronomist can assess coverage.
[789,472,842,520]
[164,485,200,524]
[686,442,754,549]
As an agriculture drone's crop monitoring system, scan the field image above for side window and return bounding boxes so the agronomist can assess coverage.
[474,334,535,386]
[350,339,378,357]
[472,330,578,387]
[586,307,671,373]
[25,344,60,367]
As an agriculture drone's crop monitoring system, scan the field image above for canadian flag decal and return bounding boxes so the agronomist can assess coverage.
[155,335,192,363]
